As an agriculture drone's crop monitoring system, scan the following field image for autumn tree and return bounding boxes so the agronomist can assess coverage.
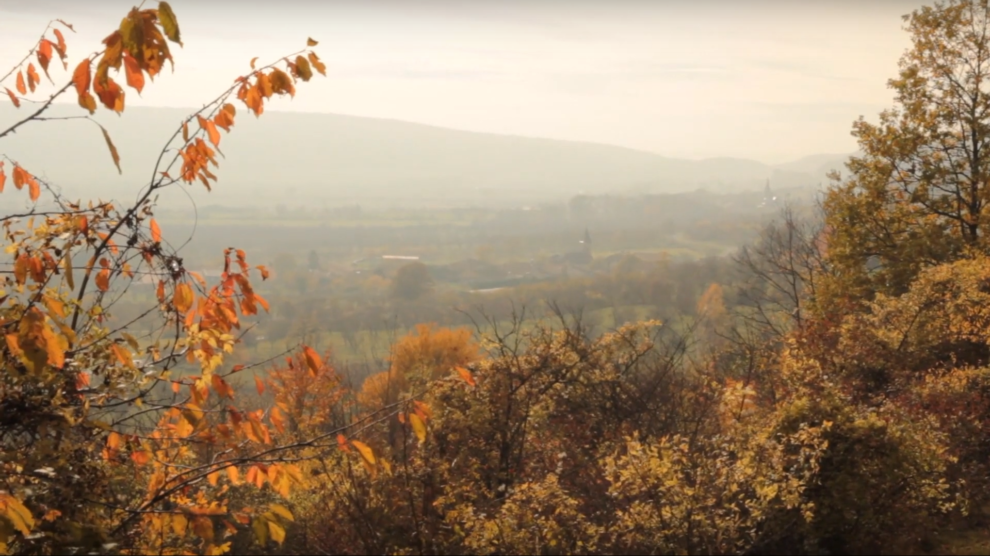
[0,4,379,555]
[823,0,990,307]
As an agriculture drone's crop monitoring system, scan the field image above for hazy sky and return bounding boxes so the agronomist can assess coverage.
[1,0,924,164]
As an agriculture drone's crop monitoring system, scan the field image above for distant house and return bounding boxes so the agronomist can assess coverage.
[562,228,594,266]
[759,180,778,208]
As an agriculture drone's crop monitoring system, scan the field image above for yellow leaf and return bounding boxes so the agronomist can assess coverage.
[207,542,231,555]
[158,2,183,46]
[409,412,427,443]
[172,513,188,536]
[173,282,193,313]
[268,504,293,522]
[43,296,66,319]
[267,520,286,545]
[251,517,268,545]
[98,123,121,174]
[350,440,376,466]
[0,493,34,536]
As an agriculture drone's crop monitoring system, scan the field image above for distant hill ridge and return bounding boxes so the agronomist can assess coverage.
[0,104,852,209]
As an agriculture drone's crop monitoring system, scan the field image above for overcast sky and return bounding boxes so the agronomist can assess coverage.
[0,0,924,164]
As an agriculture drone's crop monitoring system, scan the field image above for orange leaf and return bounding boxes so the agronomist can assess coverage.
[122,51,144,93]
[307,37,319,46]
[131,450,151,465]
[413,400,433,420]
[255,293,270,312]
[53,29,67,58]
[337,434,351,453]
[270,406,286,434]
[187,271,206,288]
[149,218,161,242]
[0,165,5,192]
[454,366,476,387]
[303,346,322,376]
[308,51,326,76]
[211,374,234,399]
[107,431,121,449]
[95,269,111,292]
[254,375,265,396]
[73,58,91,92]
[26,63,39,92]
[37,39,53,74]
[204,118,220,148]
[15,71,25,95]
[213,110,233,132]
[78,91,96,114]
[226,465,240,485]
[12,165,40,201]
[5,88,19,108]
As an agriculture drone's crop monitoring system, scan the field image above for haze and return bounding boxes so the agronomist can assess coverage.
[1,0,922,163]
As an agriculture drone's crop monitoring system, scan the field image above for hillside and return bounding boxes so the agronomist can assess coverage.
[0,104,842,209]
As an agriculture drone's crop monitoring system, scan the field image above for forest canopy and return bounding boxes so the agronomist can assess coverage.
[3,1,990,555]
